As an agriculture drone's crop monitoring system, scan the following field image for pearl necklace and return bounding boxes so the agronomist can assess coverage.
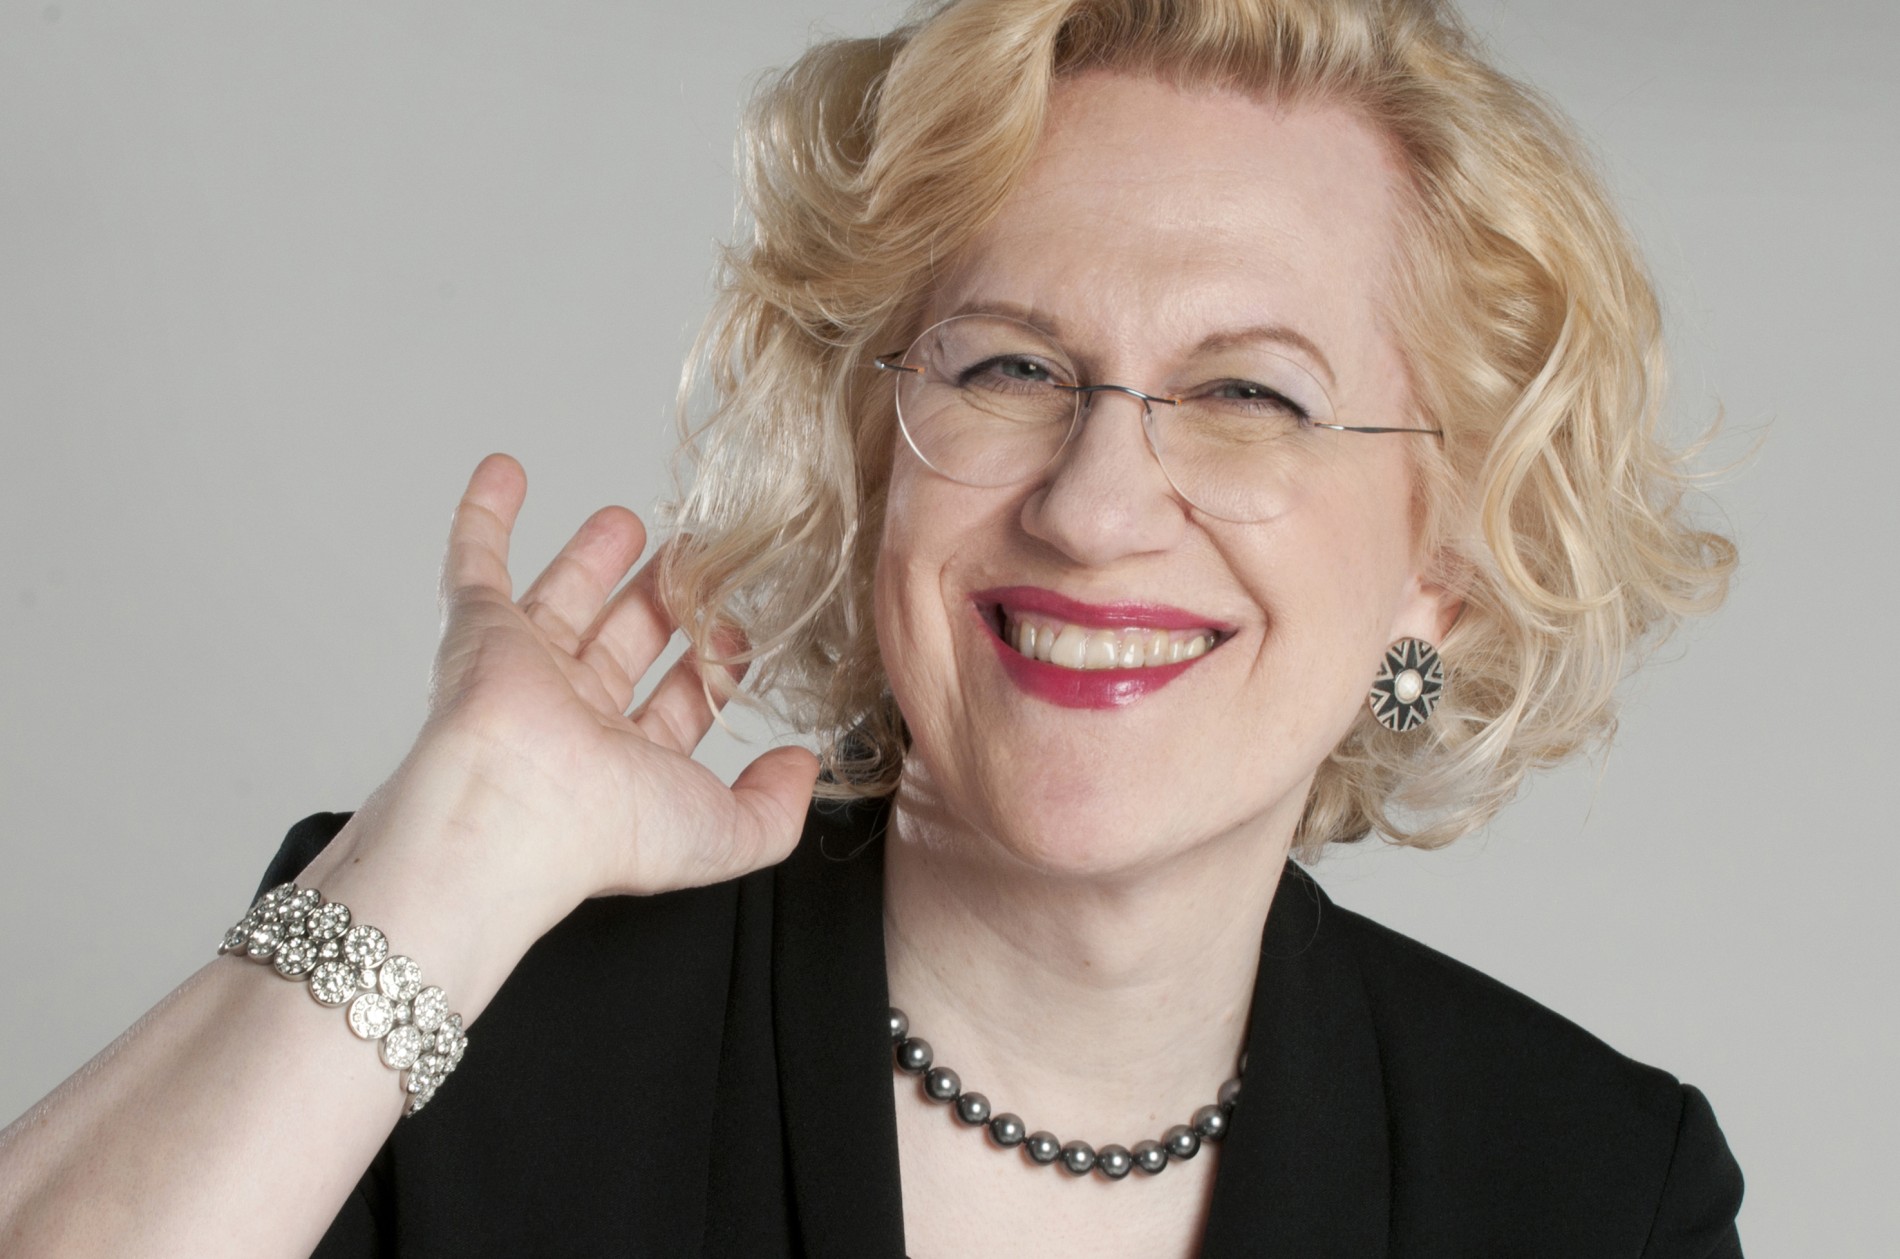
[887,1006,1244,1180]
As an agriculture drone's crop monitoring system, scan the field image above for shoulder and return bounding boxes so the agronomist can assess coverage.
[1316,885,1745,1256]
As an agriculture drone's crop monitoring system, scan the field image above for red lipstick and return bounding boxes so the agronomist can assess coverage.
[969,587,1229,711]
[973,586,1236,633]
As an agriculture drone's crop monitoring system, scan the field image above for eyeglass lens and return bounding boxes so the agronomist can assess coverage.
[889,314,1347,523]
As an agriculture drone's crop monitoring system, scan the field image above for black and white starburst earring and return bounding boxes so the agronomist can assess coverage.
[1368,638,1444,733]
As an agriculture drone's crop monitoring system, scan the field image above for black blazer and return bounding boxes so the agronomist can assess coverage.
[260,801,1744,1257]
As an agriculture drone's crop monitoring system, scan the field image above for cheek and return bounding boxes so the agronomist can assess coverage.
[1248,455,1423,688]
[872,463,970,730]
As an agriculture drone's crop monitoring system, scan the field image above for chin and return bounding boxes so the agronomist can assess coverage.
[952,757,1232,881]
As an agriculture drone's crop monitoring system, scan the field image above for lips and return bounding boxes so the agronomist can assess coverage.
[970,586,1233,709]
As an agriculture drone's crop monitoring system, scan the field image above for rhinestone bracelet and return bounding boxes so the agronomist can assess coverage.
[218,881,467,1116]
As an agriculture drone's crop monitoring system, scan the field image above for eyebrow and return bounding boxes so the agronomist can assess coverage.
[948,299,1338,390]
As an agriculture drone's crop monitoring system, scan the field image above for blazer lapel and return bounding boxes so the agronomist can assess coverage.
[772,799,909,1258]
[1201,861,1393,1258]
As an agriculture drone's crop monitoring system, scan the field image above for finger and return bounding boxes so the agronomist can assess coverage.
[720,745,822,875]
[440,453,528,606]
[515,506,647,655]
[574,545,680,713]
[630,639,748,756]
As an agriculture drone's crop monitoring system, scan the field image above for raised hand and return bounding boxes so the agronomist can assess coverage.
[384,452,821,919]
[0,454,824,1256]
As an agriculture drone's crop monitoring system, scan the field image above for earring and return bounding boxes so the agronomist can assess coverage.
[1368,638,1444,733]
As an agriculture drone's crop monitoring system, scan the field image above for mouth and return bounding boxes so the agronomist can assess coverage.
[988,607,1223,669]
[970,586,1235,708]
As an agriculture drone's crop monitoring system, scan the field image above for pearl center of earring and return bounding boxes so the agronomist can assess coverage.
[1393,669,1424,704]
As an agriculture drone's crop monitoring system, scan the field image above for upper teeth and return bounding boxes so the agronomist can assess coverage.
[1004,613,1216,670]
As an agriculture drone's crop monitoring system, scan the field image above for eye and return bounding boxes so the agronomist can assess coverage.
[1198,380,1312,422]
[958,354,1067,391]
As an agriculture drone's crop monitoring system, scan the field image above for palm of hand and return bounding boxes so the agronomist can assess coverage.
[407,454,819,911]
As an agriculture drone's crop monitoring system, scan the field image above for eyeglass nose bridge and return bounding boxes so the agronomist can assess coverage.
[1048,381,1181,475]
[1055,381,1181,413]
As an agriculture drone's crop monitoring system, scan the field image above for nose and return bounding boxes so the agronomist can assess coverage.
[1019,387,1189,565]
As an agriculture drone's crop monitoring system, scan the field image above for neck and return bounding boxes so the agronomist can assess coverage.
[880,781,1297,1140]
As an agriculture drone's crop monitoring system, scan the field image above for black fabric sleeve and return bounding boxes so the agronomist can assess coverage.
[253,810,354,898]
[1640,1084,1746,1258]
[255,811,393,1256]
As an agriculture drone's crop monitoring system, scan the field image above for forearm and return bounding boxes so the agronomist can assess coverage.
[0,802,548,1258]
[0,952,403,1256]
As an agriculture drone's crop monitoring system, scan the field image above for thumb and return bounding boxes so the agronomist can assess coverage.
[725,745,823,872]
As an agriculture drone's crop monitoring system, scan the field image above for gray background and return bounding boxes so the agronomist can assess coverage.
[2,0,1892,1251]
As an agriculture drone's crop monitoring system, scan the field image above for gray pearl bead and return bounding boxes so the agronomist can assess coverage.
[1024,1131,1061,1164]
[1192,1103,1228,1141]
[954,1091,991,1124]
[989,1113,1026,1147]
[1163,1123,1201,1160]
[896,1037,932,1074]
[888,1008,908,1042]
[924,1066,961,1102]
[1059,1140,1096,1176]
[1095,1144,1133,1179]
[1132,1139,1169,1174]
[1218,1076,1243,1112]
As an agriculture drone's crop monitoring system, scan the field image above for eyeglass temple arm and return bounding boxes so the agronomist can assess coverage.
[873,355,923,375]
[1311,423,1446,436]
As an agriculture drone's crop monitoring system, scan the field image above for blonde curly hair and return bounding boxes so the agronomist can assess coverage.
[660,0,1735,861]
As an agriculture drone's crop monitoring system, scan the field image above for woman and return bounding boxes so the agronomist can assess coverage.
[0,0,1742,1255]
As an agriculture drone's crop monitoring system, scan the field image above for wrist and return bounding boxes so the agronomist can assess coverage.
[293,788,560,1023]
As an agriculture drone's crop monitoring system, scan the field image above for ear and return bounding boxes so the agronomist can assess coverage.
[1388,549,1466,647]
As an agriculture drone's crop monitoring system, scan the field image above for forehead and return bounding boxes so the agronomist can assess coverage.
[935,73,1409,389]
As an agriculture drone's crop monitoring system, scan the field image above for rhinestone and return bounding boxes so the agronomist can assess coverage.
[308,960,360,1007]
[416,1053,444,1080]
[281,887,321,923]
[306,901,352,942]
[381,1024,425,1070]
[244,919,283,961]
[272,936,318,978]
[348,993,397,1040]
[219,921,251,954]
[405,1080,437,1115]
[410,986,448,1033]
[379,956,424,1002]
[341,924,389,971]
[255,884,296,917]
[316,939,342,962]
